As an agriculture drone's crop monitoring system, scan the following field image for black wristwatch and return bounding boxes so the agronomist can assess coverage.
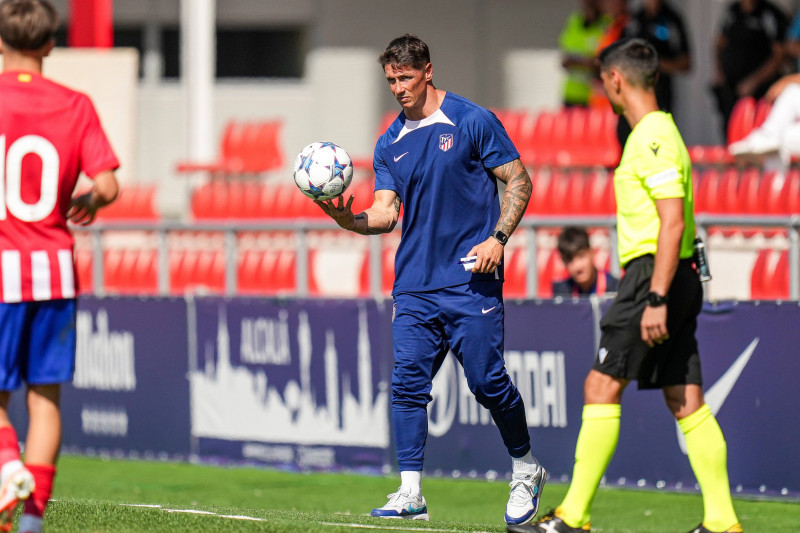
[646,291,669,307]
[492,230,509,246]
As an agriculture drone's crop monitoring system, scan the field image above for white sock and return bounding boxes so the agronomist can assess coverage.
[400,470,422,496]
[0,459,23,481]
[512,451,539,473]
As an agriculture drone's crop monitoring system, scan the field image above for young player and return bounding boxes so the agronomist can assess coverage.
[0,1,120,531]
[552,226,619,297]
[315,34,546,526]
[510,39,742,533]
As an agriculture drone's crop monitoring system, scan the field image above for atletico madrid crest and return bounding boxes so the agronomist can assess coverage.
[439,134,453,152]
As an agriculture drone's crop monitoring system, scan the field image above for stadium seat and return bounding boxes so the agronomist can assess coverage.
[176,119,285,177]
[727,97,757,145]
[750,249,790,300]
[785,169,800,214]
[75,248,93,294]
[86,185,160,221]
[527,111,556,166]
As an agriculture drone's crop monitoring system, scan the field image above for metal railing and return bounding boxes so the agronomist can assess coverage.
[73,215,800,300]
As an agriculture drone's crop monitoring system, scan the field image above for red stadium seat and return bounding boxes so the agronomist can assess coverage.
[786,169,800,214]
[727,97,757,145]
[503,248,525,298]
[527,111,556,166]
[95,185,159,221]
[75,248,93,295]
[753,99,773,129]
[177,119,284,177]
[750,249,770,299]
[751,249,790,300]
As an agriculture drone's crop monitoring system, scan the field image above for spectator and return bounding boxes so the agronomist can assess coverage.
[786,8,800,70]
[558,0,610,107]
[728,72,800,170]
[712,0,788,141]
[552,227,619,297]
[623,0,691,114]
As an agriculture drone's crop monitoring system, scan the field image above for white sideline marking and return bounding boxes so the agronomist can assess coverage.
[120,504,163,508]
[217,514,267,521]
[318,522,490,533]
[117,503,490,529]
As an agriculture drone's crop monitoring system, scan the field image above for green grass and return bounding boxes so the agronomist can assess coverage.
[28,455,797,532]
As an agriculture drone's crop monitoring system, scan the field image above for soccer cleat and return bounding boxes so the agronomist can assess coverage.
[505,464,547,525]
[0,465,34,532]
[686,523,743,533]
[370,488,429,520]
[507,509,591,532]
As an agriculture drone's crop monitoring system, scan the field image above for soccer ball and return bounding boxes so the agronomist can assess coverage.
[292,142,354,201]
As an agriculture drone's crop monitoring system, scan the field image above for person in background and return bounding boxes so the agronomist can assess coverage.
[728,72,800,171]
[0,1,120,532]
[552,227,619,297]
[559,0,610,107]
[712,0,788,141]
[622,0,691,114]
[511,38,741,533]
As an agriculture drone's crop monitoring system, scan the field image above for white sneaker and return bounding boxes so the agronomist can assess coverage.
[370,488,429,520]
[17,514,42,533]
[505,464,547,525]
[729,130,780,156]
[0,462,34,532]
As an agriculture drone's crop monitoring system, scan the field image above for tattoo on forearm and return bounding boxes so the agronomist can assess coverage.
[394,197,401,213]
[354,212,386,235]
[496,160,532,236]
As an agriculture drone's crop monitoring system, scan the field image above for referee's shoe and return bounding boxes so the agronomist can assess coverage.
[686,523,743,533]
[507,509,590,532]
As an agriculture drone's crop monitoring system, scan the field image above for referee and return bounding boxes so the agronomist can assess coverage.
[510,39,741,533]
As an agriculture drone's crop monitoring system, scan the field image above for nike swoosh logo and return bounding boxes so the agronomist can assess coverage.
[481,306,496,314]
[675,337,758,454]
[394,152,409,162]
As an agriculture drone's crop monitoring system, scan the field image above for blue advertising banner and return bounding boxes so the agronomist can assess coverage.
[18,297,192,459]
[7,295,796,497]
[189,298,394,470]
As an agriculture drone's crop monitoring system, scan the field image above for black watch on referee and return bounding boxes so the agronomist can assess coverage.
[491,230,509,246]
[646,291,669,307]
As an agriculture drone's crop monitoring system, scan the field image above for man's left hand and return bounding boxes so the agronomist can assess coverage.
[464,237,504,274]
[641,305,669,347]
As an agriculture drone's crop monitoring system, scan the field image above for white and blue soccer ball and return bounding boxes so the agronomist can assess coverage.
[292,141,354,201]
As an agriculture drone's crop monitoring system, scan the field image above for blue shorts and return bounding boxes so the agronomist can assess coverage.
[0,299,76,390]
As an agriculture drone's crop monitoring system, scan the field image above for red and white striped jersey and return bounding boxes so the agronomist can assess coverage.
[0,71,119,302]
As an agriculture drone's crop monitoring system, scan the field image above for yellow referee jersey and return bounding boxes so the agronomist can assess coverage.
[613,111,696,268]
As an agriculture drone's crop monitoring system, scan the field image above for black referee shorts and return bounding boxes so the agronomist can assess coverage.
[594,254,703,389]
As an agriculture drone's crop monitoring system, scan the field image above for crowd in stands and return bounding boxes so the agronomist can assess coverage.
[76,0,800,301]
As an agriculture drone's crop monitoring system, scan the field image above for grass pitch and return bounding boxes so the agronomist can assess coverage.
[32,455,798,532]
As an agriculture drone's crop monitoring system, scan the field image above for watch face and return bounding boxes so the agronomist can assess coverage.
[494,231,508,244]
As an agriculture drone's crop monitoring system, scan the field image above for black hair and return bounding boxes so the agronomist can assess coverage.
[597,37,659,89]
[557,226,591,262]
[377,34,430,71]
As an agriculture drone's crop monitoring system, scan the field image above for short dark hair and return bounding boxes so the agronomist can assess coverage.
[0,0,58,51]
[557,226,591,262]
[377,34,430,71]
[597,37,659,89]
